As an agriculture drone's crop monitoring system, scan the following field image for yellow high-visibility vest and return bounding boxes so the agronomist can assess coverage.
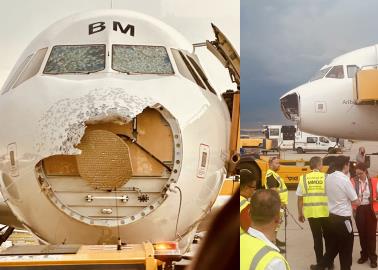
[240,195,249,211]
[265,169,288,205]
[240,195,250,233]
[240,232,290,270]
[299,171,329,218]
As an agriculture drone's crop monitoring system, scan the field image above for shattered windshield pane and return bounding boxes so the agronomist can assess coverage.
[326,65,344,79]
[44,45,105,74]
[112,45,174,74]
[309,67,332,82]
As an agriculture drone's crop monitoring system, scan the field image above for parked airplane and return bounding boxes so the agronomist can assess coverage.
[280,44,378,141]
[0,9,239,250]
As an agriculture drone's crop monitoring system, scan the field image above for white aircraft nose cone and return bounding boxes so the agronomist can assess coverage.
[280,91,300,121]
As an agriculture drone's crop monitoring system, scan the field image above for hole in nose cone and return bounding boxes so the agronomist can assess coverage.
[280,93,299,121]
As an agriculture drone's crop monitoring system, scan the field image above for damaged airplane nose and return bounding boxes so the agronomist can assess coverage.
[0,9,236,250]
[35,90,183,227]
[280,92,300,121]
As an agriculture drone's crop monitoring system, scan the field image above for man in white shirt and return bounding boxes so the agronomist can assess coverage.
[240,189,290,270]
[312,156,360,270]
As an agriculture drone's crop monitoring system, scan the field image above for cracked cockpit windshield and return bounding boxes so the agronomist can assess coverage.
[112,45,174,75]
[43,45,106,74]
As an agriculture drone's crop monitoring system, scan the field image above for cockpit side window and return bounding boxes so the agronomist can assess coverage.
[310,67,332,81]
[2,54,33,94]
[171,49,206,89]
[112,45,174,75]
[325,65,344,79]
[13,48,48,89]
[347,65,359,78]
[186,55,216,94]
[44,45,105,74]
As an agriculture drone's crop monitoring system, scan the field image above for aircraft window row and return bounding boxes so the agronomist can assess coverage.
[325,65,344,79]
[112,45,174,75]
[347,65,359,78]
[2,44,214,94]
[44,45,106,74]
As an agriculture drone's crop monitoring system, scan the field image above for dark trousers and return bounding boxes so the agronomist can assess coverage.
[308,217,331,264]
[319,214,354,270]
[355,205,377,262]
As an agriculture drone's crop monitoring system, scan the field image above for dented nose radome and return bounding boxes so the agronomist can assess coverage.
[280,91,300,121]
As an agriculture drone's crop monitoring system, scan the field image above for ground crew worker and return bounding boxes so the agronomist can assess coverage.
[311,156,360,270]
[240,169,258,233]
[265,156,288,248]
[265,156,288,207]
[240,189,290,270]
[351,163,377,268]
[296,156,331,268]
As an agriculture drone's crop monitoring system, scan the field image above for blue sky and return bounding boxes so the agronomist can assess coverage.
[241,0,378,128]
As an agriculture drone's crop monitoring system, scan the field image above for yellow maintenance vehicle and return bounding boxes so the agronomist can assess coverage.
[237,153,330,189]
[0,242,180,270]
[240,137,276,154]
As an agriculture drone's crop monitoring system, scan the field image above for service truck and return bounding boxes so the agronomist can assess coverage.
[263,125,339,153]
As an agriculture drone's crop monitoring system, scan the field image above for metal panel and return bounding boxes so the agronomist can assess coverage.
[354,69,378,104]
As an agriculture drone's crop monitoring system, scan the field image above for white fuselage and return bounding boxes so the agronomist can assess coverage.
[0,10,231,250]
[281,44,378,141]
